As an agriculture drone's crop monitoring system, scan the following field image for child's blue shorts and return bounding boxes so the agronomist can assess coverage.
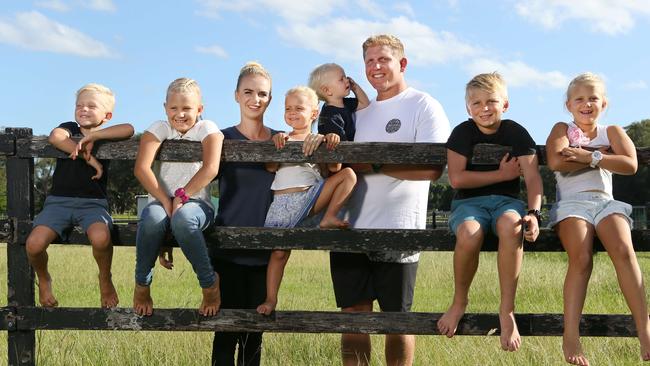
[448,195,525,235]
[264,180,324,228]
[33,195,113,241]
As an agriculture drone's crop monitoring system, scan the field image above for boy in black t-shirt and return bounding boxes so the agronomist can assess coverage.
[26,83,134,308]
[308,63,369,141]
[437,73,543,352]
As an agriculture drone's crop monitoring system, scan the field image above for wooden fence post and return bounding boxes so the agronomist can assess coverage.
[5,128,36,366]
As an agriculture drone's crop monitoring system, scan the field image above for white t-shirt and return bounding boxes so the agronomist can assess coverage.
[347,87,451,263]
[555,122,613,200]
[146,119,222,208]
[271,163,322,191]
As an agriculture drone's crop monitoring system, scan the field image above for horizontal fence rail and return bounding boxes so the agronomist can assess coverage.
[1,128,649,365]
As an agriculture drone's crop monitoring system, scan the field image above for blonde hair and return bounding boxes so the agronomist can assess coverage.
[566,72,607,102]
[308,63,343,101]
[236,61,272,92]
[166,77,201,100]
[286,86,319,110]
[76,83,115,112]
[362,34,405,59]
[465,72,508,101]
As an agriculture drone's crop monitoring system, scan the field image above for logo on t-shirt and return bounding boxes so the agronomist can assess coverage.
[385,119,401,133]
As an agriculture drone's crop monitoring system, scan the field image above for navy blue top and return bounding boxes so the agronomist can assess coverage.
[211,126,277,266]
[317,97,358,141]
[446,119,536,200]
[50,121,110,199]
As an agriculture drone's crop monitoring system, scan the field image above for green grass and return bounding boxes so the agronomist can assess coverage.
[1,245,649,365]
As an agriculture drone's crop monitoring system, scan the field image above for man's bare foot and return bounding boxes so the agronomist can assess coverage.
[499,311,521,352]
[99,274,119,308]
[199,273,221,316]
[319,216,349,229]
[563,336,589,365]
[437,302,466,338]
[133,284,153,316]
[37,273,58,307]
[256,300,277,316]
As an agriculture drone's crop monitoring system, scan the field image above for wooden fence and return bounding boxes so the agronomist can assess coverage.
[1,127,649,365]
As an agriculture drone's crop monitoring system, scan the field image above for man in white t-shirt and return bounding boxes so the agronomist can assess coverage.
[330,34,451,366]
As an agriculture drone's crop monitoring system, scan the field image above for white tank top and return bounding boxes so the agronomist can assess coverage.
[554,122,612,200]
[270,163,322,191]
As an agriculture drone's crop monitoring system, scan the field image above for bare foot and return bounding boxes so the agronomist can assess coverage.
[562,336,589,365]
[99,274,119,308]
[199,273,221,316]
[638,322,650,361]
[499,311,521,352]
[37,273,58,307]
[133,284,153,316]
[437,302,466,338]
[319,215,349,229]
[256,300,277,316]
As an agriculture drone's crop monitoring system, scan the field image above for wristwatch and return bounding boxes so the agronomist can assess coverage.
[589,150,603,168]
[527,209,541,223]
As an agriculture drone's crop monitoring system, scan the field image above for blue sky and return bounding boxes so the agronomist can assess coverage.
[1,0,649,144]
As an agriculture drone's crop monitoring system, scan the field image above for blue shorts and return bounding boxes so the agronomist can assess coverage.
[548,191,632,228]
[448,195,525,235]
[33,195,113,241]
[264,180,325,228]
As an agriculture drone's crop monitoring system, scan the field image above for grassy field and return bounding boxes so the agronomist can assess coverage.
[1,244,649,365]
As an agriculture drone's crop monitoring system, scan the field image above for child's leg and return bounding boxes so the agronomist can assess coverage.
[170,201,220,316]
[437,220,483,337]
[134,202,169,316]
[557,217,594,366]
[495,212,524,352]
[25,226,58,307]
[87,222,119,308]
[257,249,291,315]
[596,214,650,361]
[311,167,356,228]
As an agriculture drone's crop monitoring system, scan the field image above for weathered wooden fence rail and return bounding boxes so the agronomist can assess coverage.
[1,127,649,365]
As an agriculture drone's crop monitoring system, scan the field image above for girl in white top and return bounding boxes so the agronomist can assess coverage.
[546,72,650,365]
[256,86,357,315]
[133,78,224,317]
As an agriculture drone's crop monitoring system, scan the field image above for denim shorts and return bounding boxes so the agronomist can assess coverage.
[264,180,324,228]
[33,195,113,241]
[548,191,633,228]
[448,195,525,235]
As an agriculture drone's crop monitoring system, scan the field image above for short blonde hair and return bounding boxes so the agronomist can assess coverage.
[362,34,405,59]
[286,86,319,109]
[236,61,272,92]
[76,83,115,112]
[566,72,607,102]
[465,72,508,101]
[167,77,201,100]
[308,63,343,101]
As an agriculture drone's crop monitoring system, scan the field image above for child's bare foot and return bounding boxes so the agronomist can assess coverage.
[199,273,221,316]
[638,323,650,361]
[37,273,58,307]
[562,336,589,365]
[133,284,153,316]
[319,216,349,229]
[437,302,466,338]
[256,300,277,316]
[99,274,119,308]
[499,311,521,352]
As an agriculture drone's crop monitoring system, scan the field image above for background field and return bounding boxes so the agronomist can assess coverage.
[1,244,648,365]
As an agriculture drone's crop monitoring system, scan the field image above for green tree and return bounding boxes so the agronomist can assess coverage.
[614,119,650,205]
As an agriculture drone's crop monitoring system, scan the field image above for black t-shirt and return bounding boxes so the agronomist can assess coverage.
[211,126,278,266]
[317,97,358,141]
[50,121,110,199]
[445,119,536,200]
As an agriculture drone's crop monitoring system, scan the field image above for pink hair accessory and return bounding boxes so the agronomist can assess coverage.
[567,125,590,147]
